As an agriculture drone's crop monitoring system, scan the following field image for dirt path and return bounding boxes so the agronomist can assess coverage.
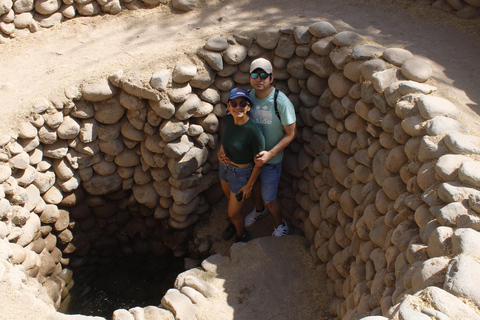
[0,0,480,136]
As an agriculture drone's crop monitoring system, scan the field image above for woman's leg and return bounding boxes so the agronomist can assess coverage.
[228,191,245,237]
[220,179,231,199]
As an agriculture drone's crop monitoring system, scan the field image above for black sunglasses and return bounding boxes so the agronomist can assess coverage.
[229,100,250,108]
[250,72,270,79]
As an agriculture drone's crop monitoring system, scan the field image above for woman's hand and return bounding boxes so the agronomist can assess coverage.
[238,184,253,201]
[218,150,229,164]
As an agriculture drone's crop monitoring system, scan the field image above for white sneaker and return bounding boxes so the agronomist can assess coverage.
[272,219,289,237]
[244,206,269,227]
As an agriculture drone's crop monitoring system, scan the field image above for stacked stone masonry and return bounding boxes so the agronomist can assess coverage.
[0,0,479,44]
[2,15,480,320]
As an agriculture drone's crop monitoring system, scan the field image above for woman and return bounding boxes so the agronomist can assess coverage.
[218,88,265,242]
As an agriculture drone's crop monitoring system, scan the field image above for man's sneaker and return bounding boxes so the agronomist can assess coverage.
[221,223,236,240]
[272,219,289,237]
[245,206,269,227]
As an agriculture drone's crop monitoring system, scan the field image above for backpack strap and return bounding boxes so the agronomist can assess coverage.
[273,88,280,121]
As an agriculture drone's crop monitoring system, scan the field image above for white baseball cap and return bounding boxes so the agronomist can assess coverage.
[250,58,273,74]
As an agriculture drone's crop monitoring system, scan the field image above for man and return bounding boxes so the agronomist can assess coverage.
[244,58,297,236]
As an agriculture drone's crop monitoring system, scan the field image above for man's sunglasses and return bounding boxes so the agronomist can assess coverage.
[250,72,270,79]
[229,101,250,108]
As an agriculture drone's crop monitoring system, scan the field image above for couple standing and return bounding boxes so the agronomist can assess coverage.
[218,58,297,242]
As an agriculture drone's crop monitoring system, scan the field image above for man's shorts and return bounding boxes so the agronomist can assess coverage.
[259,161,282,202]
[219,162,253,195]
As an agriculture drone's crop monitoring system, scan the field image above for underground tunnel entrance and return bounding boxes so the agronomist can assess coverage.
[65,253,185,318]
[55,187,205,319]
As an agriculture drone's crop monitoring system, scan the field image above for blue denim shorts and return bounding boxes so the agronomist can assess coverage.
[219,162,253,195]
[259,161,282,202]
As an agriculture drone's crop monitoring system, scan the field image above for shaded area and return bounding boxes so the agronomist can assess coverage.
[66,254,185,319]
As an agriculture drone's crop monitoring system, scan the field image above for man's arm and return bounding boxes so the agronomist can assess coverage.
[254,122,296,166]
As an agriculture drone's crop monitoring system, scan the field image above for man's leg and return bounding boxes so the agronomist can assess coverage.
[264,199,282,227]
[252,182,264,211]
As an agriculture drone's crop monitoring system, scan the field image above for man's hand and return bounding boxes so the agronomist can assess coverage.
[254,151,272,166]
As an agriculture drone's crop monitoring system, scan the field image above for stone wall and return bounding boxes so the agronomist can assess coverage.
[1,0,479,44]
[2,19,480,320]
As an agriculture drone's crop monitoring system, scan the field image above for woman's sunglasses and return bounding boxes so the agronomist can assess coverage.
[250,72,270,79]
[229,101,250,108]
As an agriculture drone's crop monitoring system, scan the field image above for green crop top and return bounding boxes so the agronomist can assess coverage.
[221,114,265,165]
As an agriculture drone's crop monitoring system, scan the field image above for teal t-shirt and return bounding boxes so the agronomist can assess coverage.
[249,88,296,164]
[221,114,265,165]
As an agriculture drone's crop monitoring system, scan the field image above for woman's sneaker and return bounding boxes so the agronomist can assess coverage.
[221,222,236,240]
[245,206,269,227]
[272,219,289,237]
[235,231,249,243]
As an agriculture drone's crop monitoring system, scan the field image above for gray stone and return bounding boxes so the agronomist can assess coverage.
[121,76,161,101]
[305,55,336,78]
[333,31,363,46]
[81,77,117,101]
[70,100,94,119]
[308,21,336,37]
[132,182,159,208]
[56,116,80,140]
[168,82,192,103]
[0,164,12,183]
[223,44,247,65]
[352,45,384,60]
[435,154,473,182]
[35,0,60,14]
[83,173,122,195]
[161,288,197,320]
[438,181,480,203]
[18,122,37,139]
[164,135,194,159]
[159,119,189,142]
[76,1,100,16]
[458,160,480,188]
[427,226,453,258]
[175,94,201,120]
[417,95,459,120]
[382,48,414,67]
[94,97,125,124]
[255,28,280,49]
[197,49,223,71]
[426,116,468,136]
[167,147,208,180]
[444,131,480,155]
[112,309,134,320]
[16,213,40,247]
[401,58,432,82]
[445,255,480,309]
[172,0,197,11]
[411,257,450,293]
[205,36,228,51]
[150,69,170,91]
[437,202,469,227]
[422,286,480,320]
[10,151,30,169]
[172,62,197,84]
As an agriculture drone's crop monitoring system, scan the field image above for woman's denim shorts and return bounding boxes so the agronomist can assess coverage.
[219,162,253,195]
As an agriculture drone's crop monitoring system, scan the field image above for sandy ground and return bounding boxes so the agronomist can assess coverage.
[0,0,480,136]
